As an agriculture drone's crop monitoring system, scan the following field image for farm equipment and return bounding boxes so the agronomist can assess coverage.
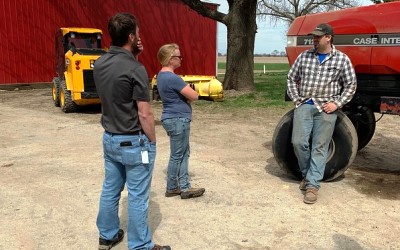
[272,1,400,181]
[52,28,106,112]
[151,75,224,101]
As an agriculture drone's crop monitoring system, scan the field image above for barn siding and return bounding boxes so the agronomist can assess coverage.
[0,0,217,84]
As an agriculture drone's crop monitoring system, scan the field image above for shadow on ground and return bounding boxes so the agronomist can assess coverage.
[263,138,400,200]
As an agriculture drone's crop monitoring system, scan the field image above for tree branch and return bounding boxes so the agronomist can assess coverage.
[180,0,227,24]
[257,0,361,25]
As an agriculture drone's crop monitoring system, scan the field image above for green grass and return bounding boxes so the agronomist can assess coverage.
[253,63,290,71]
[193,63,292,109]
[217,62,289,71]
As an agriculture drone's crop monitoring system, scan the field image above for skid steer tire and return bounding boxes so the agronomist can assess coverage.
[345,107,375,151]
[59,80,77,113]
[152,86,161,101]
[272,109,358,181]
[52,77,61,107]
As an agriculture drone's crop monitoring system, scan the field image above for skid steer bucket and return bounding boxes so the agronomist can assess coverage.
[151,75,223,101]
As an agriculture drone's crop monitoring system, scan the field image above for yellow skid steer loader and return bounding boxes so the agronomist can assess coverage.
[52,28,106,112]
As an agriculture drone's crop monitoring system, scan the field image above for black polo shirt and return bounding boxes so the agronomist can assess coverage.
[94,46,150,134]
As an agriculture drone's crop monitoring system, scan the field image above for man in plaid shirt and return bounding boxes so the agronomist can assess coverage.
[287,23,357,204]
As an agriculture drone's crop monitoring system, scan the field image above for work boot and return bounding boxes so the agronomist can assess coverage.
[152,244,172,250]
[299,179,307,191]
[99,229,124,250]
[165,188,181,197]
[303,188,318,204]
[180,187,205,199]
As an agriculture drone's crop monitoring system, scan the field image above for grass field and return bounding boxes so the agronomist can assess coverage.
[217,56,288,64]
[194,58,291,109]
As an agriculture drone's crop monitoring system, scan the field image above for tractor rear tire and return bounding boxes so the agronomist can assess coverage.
[59,80,77,113]
[272,109,358,181]
[345,107,375,150]
[52,77,60,107]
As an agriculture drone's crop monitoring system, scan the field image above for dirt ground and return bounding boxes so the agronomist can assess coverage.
[1,87,399,250]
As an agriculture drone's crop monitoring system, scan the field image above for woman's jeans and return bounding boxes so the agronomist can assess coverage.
[162,117,192,192]
[96,131,156,250]
[291,104,337,189]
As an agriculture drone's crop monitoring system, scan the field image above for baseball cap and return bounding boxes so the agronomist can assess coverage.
[308,23,334,36]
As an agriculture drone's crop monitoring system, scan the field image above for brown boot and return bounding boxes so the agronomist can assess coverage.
[299,179,307,191]
[151,244,171,250]
[303,188,318,204]
[165,188,181,197]
[180,188,205,199]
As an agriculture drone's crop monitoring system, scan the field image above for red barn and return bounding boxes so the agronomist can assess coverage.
[0,0,218,85]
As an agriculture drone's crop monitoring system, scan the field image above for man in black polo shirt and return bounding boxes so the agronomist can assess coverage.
[94,13,170,250]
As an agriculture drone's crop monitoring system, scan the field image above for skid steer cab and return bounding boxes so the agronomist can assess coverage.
[151,75,224,102]
[52,27,107,112]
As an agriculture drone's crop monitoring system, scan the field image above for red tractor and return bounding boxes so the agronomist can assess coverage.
[273,2,400,180]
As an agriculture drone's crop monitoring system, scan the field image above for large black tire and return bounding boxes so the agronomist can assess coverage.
[59,80,77,113]
[152,86,161,101]
[344,107,375,150]
[52,77,60,107]
[272,109,358,181]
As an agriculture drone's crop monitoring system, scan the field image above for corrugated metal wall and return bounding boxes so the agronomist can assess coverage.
[0,0,217,84]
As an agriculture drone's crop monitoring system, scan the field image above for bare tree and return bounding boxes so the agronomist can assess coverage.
[257,0,360,25]
[181,0,257,91]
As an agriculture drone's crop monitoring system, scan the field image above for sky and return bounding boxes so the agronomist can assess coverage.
[207,0,374,54]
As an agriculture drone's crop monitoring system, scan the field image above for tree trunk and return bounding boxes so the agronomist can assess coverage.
[180,0,257,91]
[224,0,257,91]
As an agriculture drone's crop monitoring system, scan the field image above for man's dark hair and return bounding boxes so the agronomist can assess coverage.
[108,13,138,47]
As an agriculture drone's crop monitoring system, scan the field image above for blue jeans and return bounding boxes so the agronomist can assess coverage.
[162,118,191,192]
[96,132,156,250]
[291,104,337,189]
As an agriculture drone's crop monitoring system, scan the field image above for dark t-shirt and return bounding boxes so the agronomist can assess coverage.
[94,46,150,134]
[156,71,192,121]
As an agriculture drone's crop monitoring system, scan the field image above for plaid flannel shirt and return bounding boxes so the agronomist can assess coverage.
[287,45,357,112]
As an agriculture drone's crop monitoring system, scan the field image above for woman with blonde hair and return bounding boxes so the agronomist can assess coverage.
[156,43,205,199]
